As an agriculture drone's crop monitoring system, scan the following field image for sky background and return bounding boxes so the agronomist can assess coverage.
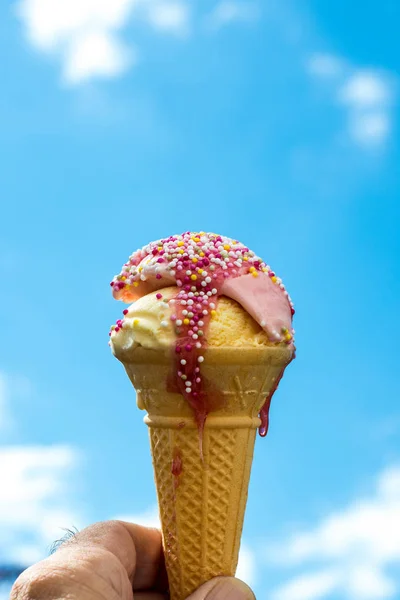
[1,0,399,598]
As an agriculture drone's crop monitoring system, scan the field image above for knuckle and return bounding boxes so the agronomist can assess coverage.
[10,565,58,600]
[10,563,80,600]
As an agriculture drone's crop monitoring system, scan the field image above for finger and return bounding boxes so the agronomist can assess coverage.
[11,520,167,600]
[187,577,255,600]
[68,520,167,590]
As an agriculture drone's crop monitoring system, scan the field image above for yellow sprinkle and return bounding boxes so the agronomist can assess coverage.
[191,274,197,280]
[281,327,288,333]
[138,266,143,272]
[197,268,203,274]
[192,257,198,263]
[243,256,248,261]
[249,266,256,272]
[252,272,258,277]
[271,276,277,283]
[262,267,267,272]
[121,276,126,281]
[177,240,184,246]
[199,252,205,257]
[158,246,162,251]
[285,333,292,341]
[133,281,139,287]
[224,244,230,250]
[194,237,200,242]
[211,310,216,317]
[179,249,184,254]
[133,319,139,326]
[183,318,190,325]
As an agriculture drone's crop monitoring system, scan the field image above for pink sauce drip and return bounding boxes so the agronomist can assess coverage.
[171,447,183,488]
[259,366,287,437]
[111,232,295,435]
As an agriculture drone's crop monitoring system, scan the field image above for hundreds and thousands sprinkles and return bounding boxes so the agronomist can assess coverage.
[109,232,295,432]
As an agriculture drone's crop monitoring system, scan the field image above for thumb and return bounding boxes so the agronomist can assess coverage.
[187,576,255,600]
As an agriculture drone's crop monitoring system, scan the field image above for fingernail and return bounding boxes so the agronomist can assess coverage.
[188,576,255,600]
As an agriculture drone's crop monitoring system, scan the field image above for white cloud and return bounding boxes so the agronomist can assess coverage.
[63,30,133,84]
[236,543,256,588]
[267,465,400,600]
[0,445,82,565]
[338,71,393,147]
[339,71,392,108]
[270,568,340,600]
[348,112,390,147]
[205,1,259,31]
[15,0,190,84]
[307,53,395,148]
[145,1,189,35]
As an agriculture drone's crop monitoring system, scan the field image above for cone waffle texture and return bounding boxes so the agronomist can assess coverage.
[121,346,292,600]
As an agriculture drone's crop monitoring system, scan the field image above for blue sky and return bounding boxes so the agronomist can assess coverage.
[1,0,399,598]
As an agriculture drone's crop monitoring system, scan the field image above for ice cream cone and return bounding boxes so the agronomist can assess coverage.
[120,345,292,600]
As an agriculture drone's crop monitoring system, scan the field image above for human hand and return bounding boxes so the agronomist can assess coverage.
[11,520,255,600]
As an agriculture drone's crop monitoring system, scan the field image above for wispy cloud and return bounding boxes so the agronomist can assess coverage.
[15,0,190,85]
[0,373,10,430]
[0,445,82,565]
[205,1,260,31]
[267,465,400,599]
[0,371,35,433]
[307,53,345,79]
[307,53,395,149]
[116,504,256,587]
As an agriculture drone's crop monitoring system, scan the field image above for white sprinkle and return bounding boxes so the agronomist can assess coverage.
[203,310,208,315]
[198,356,204,363]
[187,299,194,305]
[196,342,202,348]
[176,319,183,326]
[181,359,187,365]
[192,334,198,340]
[160,321,168,328]
[205,277,211,283]
[185,381,192,387]
[182,309,188,316]
[212,288,217,295]
[186,270,191,276]
[198,320,204,327]
[261,320,266,327]
[201,281,207,287]
[169,299,175,305]
[209,303,216,309]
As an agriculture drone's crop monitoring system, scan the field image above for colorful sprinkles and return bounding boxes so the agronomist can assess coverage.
[110,232,295,433]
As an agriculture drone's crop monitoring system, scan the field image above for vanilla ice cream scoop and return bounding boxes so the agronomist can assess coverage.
[110,287,278,357]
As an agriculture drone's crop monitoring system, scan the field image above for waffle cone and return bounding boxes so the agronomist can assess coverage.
[121,345,292,600]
